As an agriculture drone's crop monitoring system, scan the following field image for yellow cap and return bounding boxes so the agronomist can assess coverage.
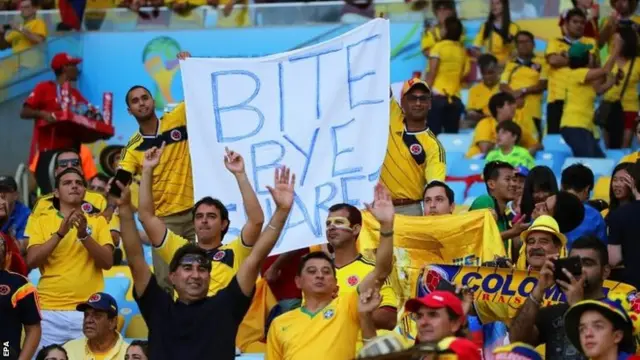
[520,215,567,246]
[401,78,431,97]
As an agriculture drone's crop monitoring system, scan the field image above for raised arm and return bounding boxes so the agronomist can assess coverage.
[224,147,264,246]
[113,181,152,297]
[137,144,169,247]
[358,183,395,294]
[236,166,295,296]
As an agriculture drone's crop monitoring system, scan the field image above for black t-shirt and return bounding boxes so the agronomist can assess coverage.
[608,201,640,289]
[536,303,588,360]
[134,275,253,360]
[0,270,41,358]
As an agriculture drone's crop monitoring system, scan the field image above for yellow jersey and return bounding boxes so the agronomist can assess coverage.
[603,57,640,112]
[266,290,360,360]
[545,37,598,102]
[430,40,470,98]
[467,82,500,116]
[336,254,398,352]
[380,99,446,200]
[501,57,548,121]
[119,102,194,217]
[25,212,113,310]
[465,117,538,158]
[472,22,519,63]
[63,333,129,360]
[4,17,47,53]
[561,68,597,131]
[619,151,640,164]
[154,229,252,296]
[420,26,466,54]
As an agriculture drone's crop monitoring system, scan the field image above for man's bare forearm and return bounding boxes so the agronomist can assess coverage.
[510,292,541,344]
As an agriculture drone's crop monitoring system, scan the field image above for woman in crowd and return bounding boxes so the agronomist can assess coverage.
[518,165,558,222]
[471,0,519,64]
[565,298,639,360]
[602,25,640,149]
[426,15,469,134]
[126,340,149,360]
[35,344,68,360]
[604,162,638,219]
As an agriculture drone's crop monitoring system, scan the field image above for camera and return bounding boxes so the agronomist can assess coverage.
[2,24,11,31]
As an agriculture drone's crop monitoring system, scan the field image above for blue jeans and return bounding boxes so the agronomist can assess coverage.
[561,127,605,158]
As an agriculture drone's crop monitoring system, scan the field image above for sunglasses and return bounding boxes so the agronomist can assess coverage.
[57,158,80,168]
[178,254,212,270]
[406,94,430,102]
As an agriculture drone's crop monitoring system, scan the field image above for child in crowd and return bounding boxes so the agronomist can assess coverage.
[485,120,536,169]
[466,92,538,158]
[465,54,500,124]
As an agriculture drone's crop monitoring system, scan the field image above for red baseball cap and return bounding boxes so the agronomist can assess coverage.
[405,290,464,316]
[437,337,481,360]
[51,52,82,71]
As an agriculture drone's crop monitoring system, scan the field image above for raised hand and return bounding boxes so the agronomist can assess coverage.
[266,166,295,210]
[223,147,245,175]
[177,51,191,60]
[358,286,382,314]
[142,142,165,169]
[57,209,77,237]
[73,213,89,238]
[365,183,395,227]
[108,180,132,207]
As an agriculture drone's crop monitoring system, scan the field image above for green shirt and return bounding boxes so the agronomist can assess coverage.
[470,194,510,252]
[485,146,535,169]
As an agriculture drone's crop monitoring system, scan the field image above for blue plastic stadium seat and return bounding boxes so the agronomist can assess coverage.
[438,133,473,154]
[104,276,130,304]
[605,149,631,164]
[448,158,485,177]
[447,181,467,205]
[534,158,558,174]
[467,182,487,199]
[535,151,568,174]
[561,157,615,178]
[446,151,464,165]
[542,135,572,154]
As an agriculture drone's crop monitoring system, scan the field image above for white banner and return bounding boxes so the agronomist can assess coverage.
[181,19,390,254]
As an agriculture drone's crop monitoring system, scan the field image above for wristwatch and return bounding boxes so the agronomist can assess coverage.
[78,226,92,241]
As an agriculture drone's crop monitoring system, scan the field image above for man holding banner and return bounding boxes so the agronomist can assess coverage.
[380,78,447,216]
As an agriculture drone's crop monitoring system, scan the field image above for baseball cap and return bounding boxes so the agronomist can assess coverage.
[0,176,17,192]
[494,343,542,360]
[51,52,82,71]
[564,298,636,355]
[436,337,481,360]
[514,165,530,177]
[567,42,594,59]
[405,290,464,316]
[401,78,431,97]
[76,292,118,317]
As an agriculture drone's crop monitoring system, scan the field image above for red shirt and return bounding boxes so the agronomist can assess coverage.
[24,81,88,155]
[260,248,309,301]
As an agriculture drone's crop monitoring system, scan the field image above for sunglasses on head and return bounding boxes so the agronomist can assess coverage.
[57,158,80,168]
[178,254,212,270]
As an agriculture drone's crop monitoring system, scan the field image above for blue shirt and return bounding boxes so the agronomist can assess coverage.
[565,203,607,249]
[1,202,30,240]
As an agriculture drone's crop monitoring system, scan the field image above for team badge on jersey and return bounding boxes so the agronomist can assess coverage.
[323,309,335,319]
[409,144,423,155]
[628,291,640,313]
[347,275,359,286]
[81,202,94,213]
[0,285,10,295]
[170,129,182,141]
[213,251,225,261]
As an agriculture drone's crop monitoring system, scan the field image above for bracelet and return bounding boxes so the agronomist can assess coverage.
[380,229,394,237]
[529,293,541,307]
[55,232,64,239]
[78,234,89,242]
[267,224,277,231]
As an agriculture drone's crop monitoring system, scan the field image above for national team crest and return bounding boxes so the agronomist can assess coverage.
[213,251,225,261]
[409,144,423,155]
[628,292,640,313]
[170,129,182,141]
[89,293,101,302]
[347,275,359,286]
[81,202,93,213]
[323,309,335,319]
[0,285,10,295]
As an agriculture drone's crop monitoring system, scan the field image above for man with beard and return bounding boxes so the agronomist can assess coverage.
[510,235,620,360]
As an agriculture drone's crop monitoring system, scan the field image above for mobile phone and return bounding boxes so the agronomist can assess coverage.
[108,170,133,198]
[2,24,10,31]
[552,256,582,283]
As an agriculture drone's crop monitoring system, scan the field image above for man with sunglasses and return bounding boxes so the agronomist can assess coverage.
[379,79,447,216]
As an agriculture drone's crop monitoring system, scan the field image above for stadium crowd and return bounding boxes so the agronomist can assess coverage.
[4,0,640,359]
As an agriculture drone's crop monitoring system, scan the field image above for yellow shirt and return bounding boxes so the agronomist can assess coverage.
[216,0,250,28]
[603,57,640,112]
[266,290,360,360]
[430,40,470,98]
[501,57,548,120]
[465,117,538,158]
[336,254,399,352]
[119,102,194,217]
[545,37,598,102]
[154,229,251,296]
[4,17,47,53]
[420,26,466,53]
[467,82,500,115]
[380,99,446,200]
[619,151,640,164]
[63,333,129,360]
[472,22,519,63]
[26,212,113,310]
[561,68,596,131]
